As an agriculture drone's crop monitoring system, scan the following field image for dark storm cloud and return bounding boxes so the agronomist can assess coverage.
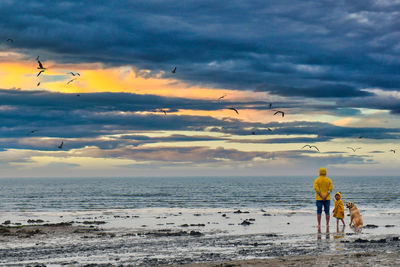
[338,93,400,114]
[0,90,400,150]
[0,88,270,139]
[258,84,372,98]
[0,89,399,154]
[210,121,400,140]
[3,0,400,99]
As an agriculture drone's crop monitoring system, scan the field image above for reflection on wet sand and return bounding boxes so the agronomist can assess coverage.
[317,230,330,241]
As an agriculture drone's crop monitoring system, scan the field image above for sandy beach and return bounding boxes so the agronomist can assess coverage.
[0,208,399,266]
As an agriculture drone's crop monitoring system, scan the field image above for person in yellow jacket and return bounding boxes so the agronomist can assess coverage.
[333,192,345,231]
[313,167,333,232]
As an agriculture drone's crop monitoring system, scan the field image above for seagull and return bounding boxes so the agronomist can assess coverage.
[171,67,176,73]
[6,38,13,43]
[217,94,227,101]
[158,109,167,115]
[67,78,77,85]
[58,141,64,149]
[37,70,45,77]
[37,60,46,70]
[302,144,320,152]
[267,128,272,132]
[390,149,396,154]
[347,147,362,152]
[27,130,38,135]
[69,72,80,76]
[37,82,41,87]
[228,107,239,115]
[273,110,285,117]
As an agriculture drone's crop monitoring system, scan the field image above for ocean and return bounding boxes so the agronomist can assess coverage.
[0,176,399,212]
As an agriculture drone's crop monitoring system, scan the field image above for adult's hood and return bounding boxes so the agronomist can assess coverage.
[319,167,327,176]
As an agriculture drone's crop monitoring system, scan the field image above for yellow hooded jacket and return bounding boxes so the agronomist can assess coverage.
[333,192,344,219]
[313,167,333,200]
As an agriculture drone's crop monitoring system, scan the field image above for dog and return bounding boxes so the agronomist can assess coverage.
[346,201,363,231]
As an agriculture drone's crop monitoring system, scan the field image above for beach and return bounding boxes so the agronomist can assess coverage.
[0,177,399,266]
[180,252,400,267]
[0,207,399,266]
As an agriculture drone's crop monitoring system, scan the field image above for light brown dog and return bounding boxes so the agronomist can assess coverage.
[346,201,363,229]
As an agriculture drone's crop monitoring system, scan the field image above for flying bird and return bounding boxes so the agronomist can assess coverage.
[6,38,13,43]
[390,149,396,154]
[267,128,272,132]
[69,72,80,76]
[302,145,320,152]
[67,78,77,85]
[58,141,64,149]
[217,94,227,101]
[37,60,46,70]
[273,110,285,117]
[37,70,45,77]
[27,130,38,135]
[158,109,167,115]
[228,107,239,115]
[347,147,362,152]
[37,82,41,87]
[171,67,176,73]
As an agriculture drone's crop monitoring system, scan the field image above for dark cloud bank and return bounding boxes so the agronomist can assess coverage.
[1,1,400,170]
[0,89,398,151]
[2,0,400,99]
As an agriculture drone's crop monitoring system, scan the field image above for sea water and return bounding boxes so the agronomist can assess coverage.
[0,176,399,213]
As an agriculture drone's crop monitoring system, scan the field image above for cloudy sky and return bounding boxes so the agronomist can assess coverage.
[0,0,399,177]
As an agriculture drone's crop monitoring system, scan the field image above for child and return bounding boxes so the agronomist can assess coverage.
[333,192,345,231]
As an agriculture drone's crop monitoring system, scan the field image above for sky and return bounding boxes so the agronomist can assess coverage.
[0,0,400,177]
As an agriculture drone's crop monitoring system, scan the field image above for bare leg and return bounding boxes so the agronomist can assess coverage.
[326,214,330,232]
[336,219,339,232]
[341,218,346,226]
[317,214,321,232]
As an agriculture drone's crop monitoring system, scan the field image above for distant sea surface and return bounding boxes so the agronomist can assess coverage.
[0,176,398,213]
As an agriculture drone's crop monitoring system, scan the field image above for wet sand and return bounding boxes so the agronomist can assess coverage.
[0,209,399,266]
[179,251,400,267]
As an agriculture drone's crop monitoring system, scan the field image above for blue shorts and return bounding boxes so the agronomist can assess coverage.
[316,200,330,215]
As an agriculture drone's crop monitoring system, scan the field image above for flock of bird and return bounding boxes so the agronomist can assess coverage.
[29,50,80,149]
[168,66,396,156]
[5,39,398,156]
